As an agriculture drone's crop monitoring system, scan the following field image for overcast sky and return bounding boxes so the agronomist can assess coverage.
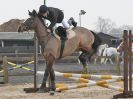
[0,0,133,30]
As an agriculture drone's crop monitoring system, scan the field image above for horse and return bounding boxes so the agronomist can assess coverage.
[101,47,120,64]
[94,43,109,64]
[18,10,102,95]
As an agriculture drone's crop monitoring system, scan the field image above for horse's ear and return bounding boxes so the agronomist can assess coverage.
[28,10,32,16]
[32,9,37,16]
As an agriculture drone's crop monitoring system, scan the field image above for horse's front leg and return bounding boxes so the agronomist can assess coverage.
[100,57,105,64]
[38,65,49,92]
[104,58,108,64]
[109,58,113,64]
[38,54,55,95]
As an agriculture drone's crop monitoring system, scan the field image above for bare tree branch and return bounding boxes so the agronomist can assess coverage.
[95,17,115,33]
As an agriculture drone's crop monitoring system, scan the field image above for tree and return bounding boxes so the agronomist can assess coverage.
[110,25,133,34]
[95,17,116,33]
[109,28,122,34]
[120,25,133,31]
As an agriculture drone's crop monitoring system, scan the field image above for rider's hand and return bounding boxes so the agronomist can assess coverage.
[47,29,51,33]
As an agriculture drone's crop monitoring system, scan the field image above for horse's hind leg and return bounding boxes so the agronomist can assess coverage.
[85,48,96,62]
[79,52,88,73]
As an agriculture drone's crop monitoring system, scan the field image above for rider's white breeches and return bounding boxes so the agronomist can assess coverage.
[54,18,70,29]
[61,19,70,29]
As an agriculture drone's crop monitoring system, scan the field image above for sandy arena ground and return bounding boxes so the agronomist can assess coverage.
[1,82,132,99]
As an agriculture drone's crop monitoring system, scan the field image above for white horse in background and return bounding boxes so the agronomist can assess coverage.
[101,47,120,64]
[78,44,109,64]
[94,43,109,64]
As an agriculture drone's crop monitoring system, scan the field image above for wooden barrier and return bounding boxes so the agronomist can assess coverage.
[113,30,133,98]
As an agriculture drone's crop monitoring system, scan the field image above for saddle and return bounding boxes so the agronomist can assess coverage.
[54,26,76,59]
[54,26,76,40]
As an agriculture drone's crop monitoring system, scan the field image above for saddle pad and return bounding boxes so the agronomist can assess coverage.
[54,29,76,40]
[67,29,76,39]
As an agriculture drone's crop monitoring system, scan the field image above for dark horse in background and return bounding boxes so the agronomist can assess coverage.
[18,10,102,95]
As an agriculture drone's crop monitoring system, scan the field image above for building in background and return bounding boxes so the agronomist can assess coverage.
[97,32,121,47]
[0,32,36,53]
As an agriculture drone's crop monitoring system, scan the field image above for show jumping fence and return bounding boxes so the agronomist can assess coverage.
[0,56,34,83]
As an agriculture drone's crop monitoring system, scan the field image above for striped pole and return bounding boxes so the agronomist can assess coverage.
[0,66,33,73]
[7,61,34,67]
[7,61,34,72]
[56,79,123,92]
[64,76,122,83]
[59,76,123,92]
[54,71,123,80]
[0,61,34,73]
[89,80,123,92]
[37,71,123,80]
[55,82,123,92]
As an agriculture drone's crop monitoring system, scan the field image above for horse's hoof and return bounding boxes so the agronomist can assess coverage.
[37,88,49,93]
[50,91,55,95]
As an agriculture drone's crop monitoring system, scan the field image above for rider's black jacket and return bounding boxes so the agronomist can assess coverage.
[40,7,64,30]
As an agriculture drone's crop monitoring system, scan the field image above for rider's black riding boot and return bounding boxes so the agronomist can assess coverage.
[69,17,77,27]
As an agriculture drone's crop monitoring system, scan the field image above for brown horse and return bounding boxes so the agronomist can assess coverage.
[18,10,102,95]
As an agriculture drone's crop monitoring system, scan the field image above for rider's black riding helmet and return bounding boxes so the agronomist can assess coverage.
[39,5,48,15]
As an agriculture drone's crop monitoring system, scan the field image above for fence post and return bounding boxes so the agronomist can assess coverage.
[3,56,8,84]
[34,33,38,89]
[115,55,121,75]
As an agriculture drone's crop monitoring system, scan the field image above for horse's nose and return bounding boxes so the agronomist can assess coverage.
[24,26,28,30]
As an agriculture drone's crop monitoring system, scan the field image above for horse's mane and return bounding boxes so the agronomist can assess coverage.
[37,14,47,27]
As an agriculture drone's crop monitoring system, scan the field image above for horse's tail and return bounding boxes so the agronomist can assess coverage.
[91,31,102,53]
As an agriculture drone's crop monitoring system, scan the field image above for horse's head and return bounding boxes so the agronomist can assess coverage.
[18,10,38,32]
[117,41,124,52]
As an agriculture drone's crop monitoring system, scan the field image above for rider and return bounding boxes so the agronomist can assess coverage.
[38,5,77,39]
